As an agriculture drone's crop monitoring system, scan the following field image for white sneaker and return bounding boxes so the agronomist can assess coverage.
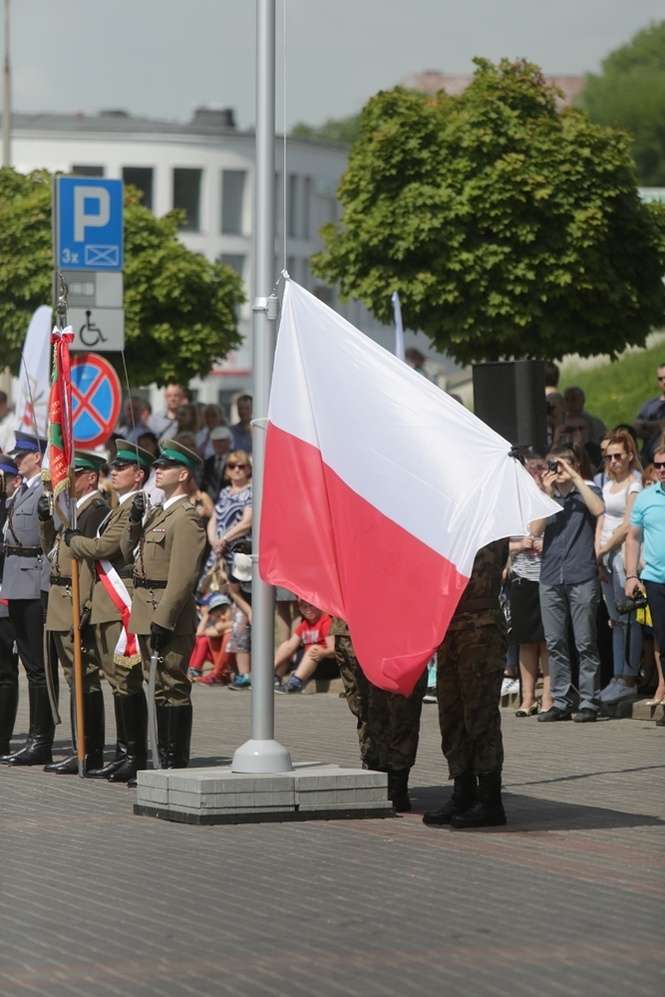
[603,680,638,704]
[598,678,619,701]
[501,677,520,696]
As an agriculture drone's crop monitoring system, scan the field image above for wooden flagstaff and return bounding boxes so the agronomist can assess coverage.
[54,275,87,776]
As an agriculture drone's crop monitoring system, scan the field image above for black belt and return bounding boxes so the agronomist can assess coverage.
[133,578,168,589]
[50,574,71,586]
[4,545,42,558]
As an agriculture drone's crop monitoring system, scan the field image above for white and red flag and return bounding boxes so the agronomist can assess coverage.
[260,281,559,696]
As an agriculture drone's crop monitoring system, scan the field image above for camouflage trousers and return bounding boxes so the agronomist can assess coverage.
[436,620,505,778]
[336,635,427,772]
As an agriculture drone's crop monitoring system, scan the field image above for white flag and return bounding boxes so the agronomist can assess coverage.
[12,305,52,441]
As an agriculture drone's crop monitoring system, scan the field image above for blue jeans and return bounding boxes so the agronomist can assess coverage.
[539,579,601,712]
[601,550,641,678]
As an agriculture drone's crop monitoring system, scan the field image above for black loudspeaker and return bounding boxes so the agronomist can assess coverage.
[472,360,546,452]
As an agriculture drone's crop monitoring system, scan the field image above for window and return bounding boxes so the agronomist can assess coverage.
[302,259,310,289]
[302,176,311,238]
[313,285,334,307]
[221,169,247,234]
[287,255,296,279]
[173,168,202,231]
[71,165,104,177]
[287,174,298,238]
[122,167,153,210]
[219,254,245,278]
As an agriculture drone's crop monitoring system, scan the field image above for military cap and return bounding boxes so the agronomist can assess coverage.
[9,431,47,456]
[111,438,155,470]
[153,438,202,471]
[73,450,106,473]
[0,454,19,476]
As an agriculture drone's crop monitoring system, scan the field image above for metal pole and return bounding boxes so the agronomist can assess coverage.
[232,0,291,773]
[2,0,10,167]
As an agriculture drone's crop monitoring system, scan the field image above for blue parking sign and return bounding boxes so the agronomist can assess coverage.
[55,176,123,271]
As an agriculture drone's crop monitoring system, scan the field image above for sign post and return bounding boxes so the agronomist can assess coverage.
[53,176,125,352]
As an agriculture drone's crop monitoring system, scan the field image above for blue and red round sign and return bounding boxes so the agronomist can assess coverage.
[71,353,122,448]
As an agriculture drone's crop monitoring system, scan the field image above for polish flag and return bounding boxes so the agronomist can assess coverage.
[260,281,559,696]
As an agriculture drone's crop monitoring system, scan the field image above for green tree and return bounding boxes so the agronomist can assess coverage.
[290,113,361,146]
[583,20,665,186]
[0,168,244,385]
[313,59,665,365]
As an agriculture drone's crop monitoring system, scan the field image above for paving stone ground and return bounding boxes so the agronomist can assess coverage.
[1,676,663,997]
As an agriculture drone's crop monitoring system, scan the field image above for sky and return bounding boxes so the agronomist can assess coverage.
[7,0,665,130]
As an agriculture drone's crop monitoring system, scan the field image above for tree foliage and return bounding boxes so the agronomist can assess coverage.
[0,168,244,385]
[313,59,665,364]
[290,114,361,146]
[583,20,665,186]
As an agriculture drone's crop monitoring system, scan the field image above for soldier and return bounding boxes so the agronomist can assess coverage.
[122,438,205,777]
[423,540,509,829]
[38,451,110,774]
[0,455,20,755]
[333,617,427,812]
[1,432,54,766]
[65,439,154,783]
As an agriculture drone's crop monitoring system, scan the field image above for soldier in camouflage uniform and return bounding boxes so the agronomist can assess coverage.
[333,617,427,812]
[423,539,509,829]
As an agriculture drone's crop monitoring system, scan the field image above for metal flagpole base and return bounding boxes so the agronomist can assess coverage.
[231,738,293,774]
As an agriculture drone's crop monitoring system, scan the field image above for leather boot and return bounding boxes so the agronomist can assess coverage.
[0,681,19,757]
[6,685,54,766]
[46,689,106,775]
[422,772,477,826]
[86,693,126,778]
[156,704,193,769]
[450,770,507,829]
[108,692,147,783]
[387,768,411,813]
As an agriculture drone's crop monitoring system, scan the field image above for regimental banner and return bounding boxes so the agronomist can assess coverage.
[47,326,75,510]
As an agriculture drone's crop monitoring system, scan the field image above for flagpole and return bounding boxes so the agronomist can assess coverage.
[232,0,291,773]
[55,274,87,777]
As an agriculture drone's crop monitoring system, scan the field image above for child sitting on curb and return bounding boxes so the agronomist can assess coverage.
[275,599,334,693]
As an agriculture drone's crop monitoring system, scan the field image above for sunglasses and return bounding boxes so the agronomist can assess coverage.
[605,453,626,462]
[654,461,665,470]
[227,462,248,470]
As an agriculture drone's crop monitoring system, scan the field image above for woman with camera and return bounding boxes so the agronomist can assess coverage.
[594,431,643,705]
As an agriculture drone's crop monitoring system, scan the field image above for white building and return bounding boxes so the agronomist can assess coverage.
[12,107,437,415]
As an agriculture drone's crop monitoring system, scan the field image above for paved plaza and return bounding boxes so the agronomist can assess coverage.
[1,677,663,997]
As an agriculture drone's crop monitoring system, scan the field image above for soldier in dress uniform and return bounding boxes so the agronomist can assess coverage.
[38,451,110,774]
[423,540,509,829]
[333,617,427,812]
[122,438,206,776]
[1,432,54,766]
[65,439,154,783]
[0,455,20,755]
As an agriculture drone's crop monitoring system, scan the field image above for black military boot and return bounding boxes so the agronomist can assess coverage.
[422,772,476,826]
[6,685,54,766]
[154,704,193,769]
[450,770,507,829]
[0,682,19,757]
[46,689,106,775]
[387,768,411,813]
[108,692,147,783]
[86,693,127,778]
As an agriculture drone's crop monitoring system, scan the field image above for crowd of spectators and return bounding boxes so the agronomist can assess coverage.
[504,361,665,725]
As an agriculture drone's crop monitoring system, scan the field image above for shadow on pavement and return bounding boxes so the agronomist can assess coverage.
[411,785,664,831]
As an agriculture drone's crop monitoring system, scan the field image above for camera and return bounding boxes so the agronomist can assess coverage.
[616,592,648,615]
[547,460,559,473]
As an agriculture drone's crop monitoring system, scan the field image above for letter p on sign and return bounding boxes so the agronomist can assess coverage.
[74,186,110,241]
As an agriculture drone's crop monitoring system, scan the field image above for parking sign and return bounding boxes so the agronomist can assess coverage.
[55,176,124,271]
